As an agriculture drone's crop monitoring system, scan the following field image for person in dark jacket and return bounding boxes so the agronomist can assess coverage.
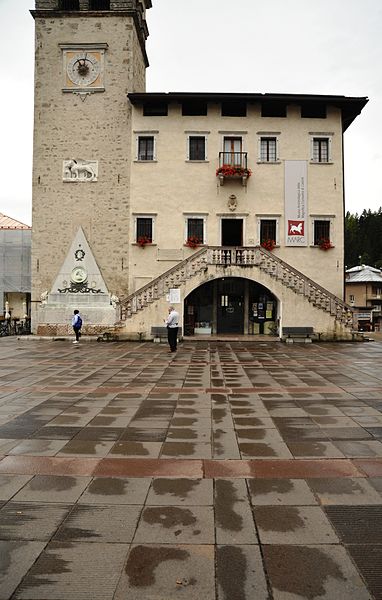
[72,309,82,344]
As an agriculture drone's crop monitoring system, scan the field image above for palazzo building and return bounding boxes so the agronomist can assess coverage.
[30,0,368,339]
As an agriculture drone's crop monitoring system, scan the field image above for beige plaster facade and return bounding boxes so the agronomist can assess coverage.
[30,1,367,339]
[128,101,344,296]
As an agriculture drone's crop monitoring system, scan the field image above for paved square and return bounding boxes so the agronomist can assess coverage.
[0,337,381,599]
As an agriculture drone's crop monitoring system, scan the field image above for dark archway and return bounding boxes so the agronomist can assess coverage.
[184,277,278,336]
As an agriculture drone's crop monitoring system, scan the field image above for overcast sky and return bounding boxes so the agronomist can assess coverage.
[0,0,381,225]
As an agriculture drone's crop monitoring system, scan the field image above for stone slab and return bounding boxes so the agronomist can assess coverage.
[114,544,215,600]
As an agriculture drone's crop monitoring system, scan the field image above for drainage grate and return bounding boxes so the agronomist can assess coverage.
[324,506,382,544]
[347,545,382,600]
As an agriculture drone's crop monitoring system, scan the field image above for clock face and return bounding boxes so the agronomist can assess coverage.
[67,53,101,87]
[71,266,88,284]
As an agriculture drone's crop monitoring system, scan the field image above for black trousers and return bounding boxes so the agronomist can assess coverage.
[73,327,81,341]
[167,327,178,351]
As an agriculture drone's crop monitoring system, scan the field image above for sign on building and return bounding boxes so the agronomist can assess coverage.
[285,160,308,246]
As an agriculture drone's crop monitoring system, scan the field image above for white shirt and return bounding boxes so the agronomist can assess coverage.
[166,309,179,328]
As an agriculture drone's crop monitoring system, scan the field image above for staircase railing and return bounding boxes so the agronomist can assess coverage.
[119,246,353,327]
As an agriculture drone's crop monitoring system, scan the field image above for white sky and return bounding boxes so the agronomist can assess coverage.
[0,0,381,226]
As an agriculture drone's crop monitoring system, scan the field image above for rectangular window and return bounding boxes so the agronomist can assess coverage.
[182,102,208,116]
[189,136,206,161]
[260,137,277,162]
[312,137,329,163]
[221,102,247,117]
[301,103,326,119]
[260,219,277,243]
[314,220,330,245]
[261,102,287,118]
[60,0,79,8]
[138,136,154,161]
[143,103,168,116]
[223,137,243,166]
[187,218,204,243]
[136,217,153,243]
[349,294,355,302]
[89,0,110,8]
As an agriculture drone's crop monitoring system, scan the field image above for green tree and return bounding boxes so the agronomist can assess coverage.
[345,208,382,269]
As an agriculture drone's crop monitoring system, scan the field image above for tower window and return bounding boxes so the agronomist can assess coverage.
[59,0,79,9]
[89,0,110,9]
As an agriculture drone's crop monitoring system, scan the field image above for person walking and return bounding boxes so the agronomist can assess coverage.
[72,309,83,344]
[165,305,179,352]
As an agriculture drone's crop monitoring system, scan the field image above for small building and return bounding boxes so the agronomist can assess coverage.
[0,213,31,322]
[345,265,382,331]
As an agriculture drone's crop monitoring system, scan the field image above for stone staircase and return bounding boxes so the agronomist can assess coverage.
[119,246,354,330]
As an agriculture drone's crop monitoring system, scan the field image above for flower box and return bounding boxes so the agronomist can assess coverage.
[318,238,334,250]
[261,239,276,251]
[186,236,202,249]
[137,236,152,248]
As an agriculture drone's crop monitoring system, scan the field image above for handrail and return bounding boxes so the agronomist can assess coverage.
[120,245,207,305]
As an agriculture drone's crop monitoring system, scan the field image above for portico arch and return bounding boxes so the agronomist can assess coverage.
[184,276,279,336]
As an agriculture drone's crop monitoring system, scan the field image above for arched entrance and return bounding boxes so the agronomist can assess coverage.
[184,277,278,336]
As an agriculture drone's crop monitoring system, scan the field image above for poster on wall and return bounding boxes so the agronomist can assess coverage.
[169,288,181,304]
[285,160,308,246]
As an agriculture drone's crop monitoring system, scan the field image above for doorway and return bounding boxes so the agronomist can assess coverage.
[221,219,243,246]
[217,279,244,334]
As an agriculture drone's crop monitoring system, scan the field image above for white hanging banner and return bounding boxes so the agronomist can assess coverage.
[285,160,308,246]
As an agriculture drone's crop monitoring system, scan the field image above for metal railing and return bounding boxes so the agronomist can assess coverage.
[218,152,248,169]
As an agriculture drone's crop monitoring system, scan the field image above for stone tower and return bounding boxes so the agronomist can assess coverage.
[31,0,151,334]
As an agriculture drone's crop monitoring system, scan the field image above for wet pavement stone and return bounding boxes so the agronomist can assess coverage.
[0,337,381,598]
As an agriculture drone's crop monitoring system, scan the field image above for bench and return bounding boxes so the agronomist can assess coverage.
[282,326,315,343]
[151,326,183,343]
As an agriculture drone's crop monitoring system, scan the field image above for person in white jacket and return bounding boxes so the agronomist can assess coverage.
[165,306,179,352]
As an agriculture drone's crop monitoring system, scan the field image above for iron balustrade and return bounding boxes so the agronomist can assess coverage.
[219,152,248,169]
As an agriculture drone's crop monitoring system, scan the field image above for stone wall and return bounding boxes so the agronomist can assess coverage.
[31,13,147,331]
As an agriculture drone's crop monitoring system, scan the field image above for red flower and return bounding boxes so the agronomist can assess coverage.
[216,166,252,178]
[186,236,201,249]
[261,239,276,251]
[318,238,334,250]
[137,236,151,247]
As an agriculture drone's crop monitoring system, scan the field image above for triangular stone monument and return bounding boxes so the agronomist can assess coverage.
[37,227,118,332]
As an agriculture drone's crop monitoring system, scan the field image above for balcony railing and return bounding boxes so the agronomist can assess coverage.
[219,152,248,170]
[217,152,250,186]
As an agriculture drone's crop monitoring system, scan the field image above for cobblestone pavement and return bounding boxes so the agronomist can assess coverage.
[0,337,382,599]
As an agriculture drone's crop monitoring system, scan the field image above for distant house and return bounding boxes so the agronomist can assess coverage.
[345,265,382,331]
[0,213,31,321]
